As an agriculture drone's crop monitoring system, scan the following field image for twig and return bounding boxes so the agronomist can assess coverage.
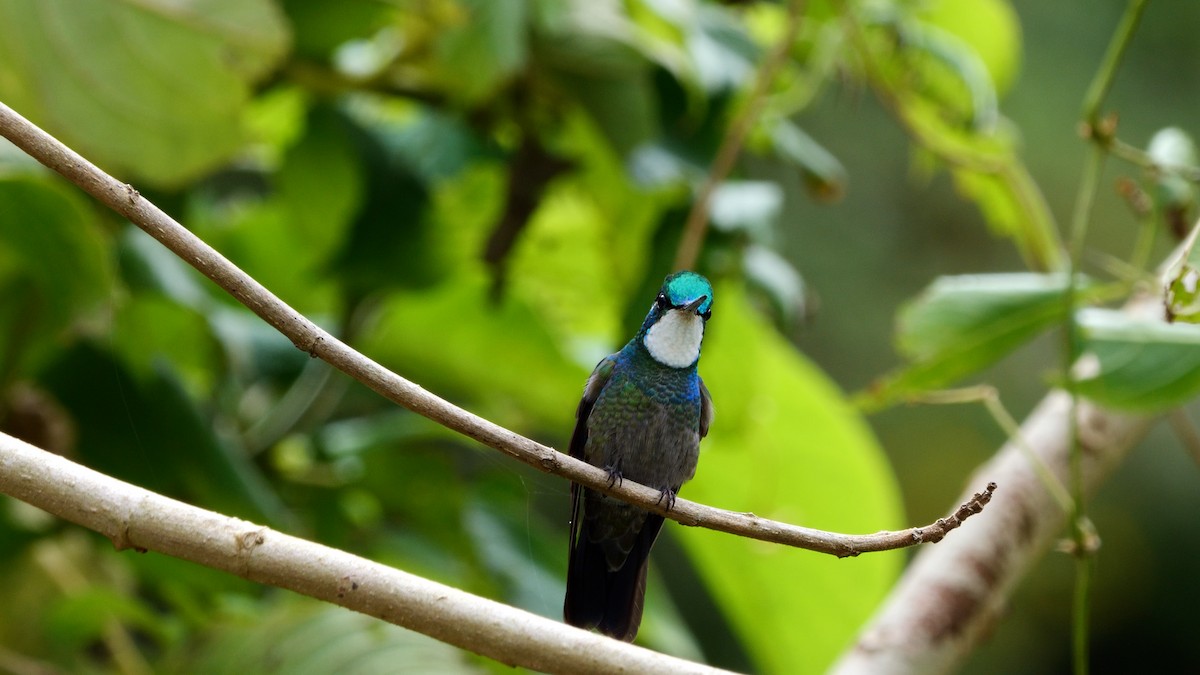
[671,0,805,271]
[0,432,725,675]
[1065,4,1150,671]
[837,2,1063,272]
[910,387,1075,515]
[1080,0,1149,130]
[0,99,993,557]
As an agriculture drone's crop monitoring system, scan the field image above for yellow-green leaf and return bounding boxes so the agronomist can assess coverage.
[0,0,290,186]
[681,284,904,674]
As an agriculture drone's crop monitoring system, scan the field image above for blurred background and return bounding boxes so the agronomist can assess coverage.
[1,0,1199,673]
[788,2,1200,672]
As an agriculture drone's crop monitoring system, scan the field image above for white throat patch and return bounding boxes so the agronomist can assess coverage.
[644,309,705,368]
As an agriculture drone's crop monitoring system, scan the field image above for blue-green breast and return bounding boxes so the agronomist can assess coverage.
[584,341,702,492]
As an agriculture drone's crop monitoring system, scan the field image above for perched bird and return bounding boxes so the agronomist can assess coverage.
[564,271,714,641]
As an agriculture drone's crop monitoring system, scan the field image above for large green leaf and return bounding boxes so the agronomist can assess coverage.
[110,293,221,398]
[357,273,588,430]
[0,0,290,186]
[276,105,366,265]
[1074,308,1200,410]
[861,273,1086,410]
[280,0,391,60]
[680,284,904,674]
[863,4,1059,271]
[430,0,528,103]
[918,0,1021,96]
[533,10,660,157]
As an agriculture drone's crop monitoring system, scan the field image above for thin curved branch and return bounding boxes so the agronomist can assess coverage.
[672,0,806,271]
[0,100,989,556]
[0,431,726,675]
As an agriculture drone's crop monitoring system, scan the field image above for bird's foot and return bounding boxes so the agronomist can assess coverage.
[656,487,678,511]
[603,464,624,488]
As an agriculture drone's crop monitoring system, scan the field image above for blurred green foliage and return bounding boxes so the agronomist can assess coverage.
[2,0,1199,673]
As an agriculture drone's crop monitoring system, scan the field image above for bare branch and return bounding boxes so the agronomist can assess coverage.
[829,309,1164,674]
[0,432,726,675]
[0,100,988,557]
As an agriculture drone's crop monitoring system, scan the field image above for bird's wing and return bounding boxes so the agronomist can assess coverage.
[568,354,618,549]
[699,376,714,439]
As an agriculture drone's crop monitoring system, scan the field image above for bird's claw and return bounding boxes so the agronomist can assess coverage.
[656,488,677,511]
[604,465,623,488]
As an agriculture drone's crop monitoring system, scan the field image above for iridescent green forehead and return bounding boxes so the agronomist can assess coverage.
[663,271,713,313]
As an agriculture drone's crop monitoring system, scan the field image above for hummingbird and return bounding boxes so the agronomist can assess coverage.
[564,270,714,641]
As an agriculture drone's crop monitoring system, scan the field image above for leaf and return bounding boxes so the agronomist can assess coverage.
[46,587,167,651]
[431,0,529,102]
[0,175,112,377]
[1164,221,1200,323]
[110,294,220,398]
[463,497,564,617]
[534,9,660,157]
[687,4,758,94]
[769,120,847,203]
[357,274,588,430]
[743,244,810,330]
[38,343,293,527]
[1074,308,1200,410]
[865,7,1059,271]
[679,284,903,674]
[117,226,212,311]
[280,0,391,60]
[188,598,483,674]
[276,105,366,264]
[331,109,451,294]
[709,181,784,236]
[0,0,290,186]
[861,273,1084,410]
[904,21,999,131]
[917,0,1021,97]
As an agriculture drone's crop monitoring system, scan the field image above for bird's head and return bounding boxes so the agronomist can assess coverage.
[640,271,713,368]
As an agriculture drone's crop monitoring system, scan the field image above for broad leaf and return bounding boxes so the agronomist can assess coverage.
[357,274,588,430]
[680,285,903,674]
[861,273,1086,410]
[917,0,1021,97]
[1075,308,1200,410]
[0,175,112,376]
[0,0,290,186]
[430,0,528,103]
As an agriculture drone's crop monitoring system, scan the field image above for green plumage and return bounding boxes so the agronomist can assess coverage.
[564,271,714,641]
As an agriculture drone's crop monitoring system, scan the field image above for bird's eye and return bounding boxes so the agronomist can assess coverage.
[656,293,670,309]
[701,309,712,321]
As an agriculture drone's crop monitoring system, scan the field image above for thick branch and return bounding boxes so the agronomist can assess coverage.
[0,432,723,675]
[0,101,987,557]
[829,304,1163,674]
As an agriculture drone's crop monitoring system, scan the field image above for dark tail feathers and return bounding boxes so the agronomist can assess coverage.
[564,515,664,641]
